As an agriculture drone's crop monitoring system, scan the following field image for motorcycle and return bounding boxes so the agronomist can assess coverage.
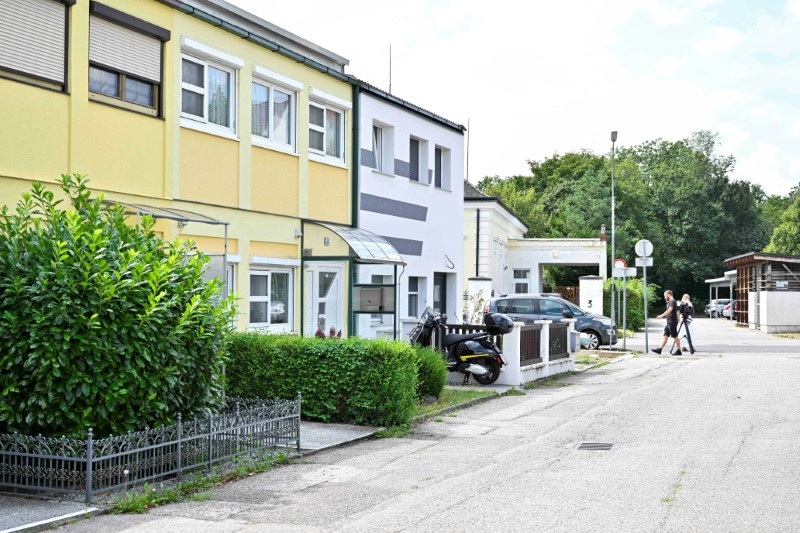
[408,307,513,385]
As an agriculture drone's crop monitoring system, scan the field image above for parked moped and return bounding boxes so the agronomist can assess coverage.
[409,307,513,385]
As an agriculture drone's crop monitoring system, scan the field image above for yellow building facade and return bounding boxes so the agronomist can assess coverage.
[0,0,355,334]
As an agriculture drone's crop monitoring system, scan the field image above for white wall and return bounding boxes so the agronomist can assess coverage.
[357,92,465,338]
[761,291,800,333]
[507,239,607,295]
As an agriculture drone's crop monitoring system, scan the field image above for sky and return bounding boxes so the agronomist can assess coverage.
[229,0,800,196]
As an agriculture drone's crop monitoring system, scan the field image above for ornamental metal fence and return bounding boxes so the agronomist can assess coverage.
[549,323,569,360]
[0,395,301,504]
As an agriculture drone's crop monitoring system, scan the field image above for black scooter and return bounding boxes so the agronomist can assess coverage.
[409,307,513,385]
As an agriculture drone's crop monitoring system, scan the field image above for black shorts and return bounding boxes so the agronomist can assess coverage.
[664,323,678,338]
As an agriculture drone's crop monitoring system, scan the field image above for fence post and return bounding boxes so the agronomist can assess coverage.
[208,414,213,471]
[501,322,523,386]
[296,391,302,454]
[535,320,552,364]
[563,319,578,355]
[176,414,182,482]
[85,428,93,505]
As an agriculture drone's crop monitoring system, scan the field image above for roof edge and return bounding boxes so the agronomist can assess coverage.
[357,81,466,134]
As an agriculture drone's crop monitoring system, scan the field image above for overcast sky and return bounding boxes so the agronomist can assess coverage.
[230,0,800,195]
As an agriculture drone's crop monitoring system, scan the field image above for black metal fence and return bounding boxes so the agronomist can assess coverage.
[0,396,301,503]
[519,324,542,367]
[549,323,569,360]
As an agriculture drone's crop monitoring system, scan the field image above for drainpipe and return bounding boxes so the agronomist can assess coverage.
[351,83,360,227]
[475,208,480,277]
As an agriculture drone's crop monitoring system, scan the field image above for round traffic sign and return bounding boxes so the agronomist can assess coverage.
[614,258,627,269]
[635,239,653,258]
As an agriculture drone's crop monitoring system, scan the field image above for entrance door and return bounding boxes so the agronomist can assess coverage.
[305,263,344,336]
[433,273,447,318]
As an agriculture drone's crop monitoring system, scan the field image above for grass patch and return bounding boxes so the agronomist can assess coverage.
[575,353,603,366]
[374,424,413,438]
[774,333,800,339]
[110,452,291,513]
[505,387,526,397]
[413,388,496,418]
[661,469,687,505]
[523,373,574,390]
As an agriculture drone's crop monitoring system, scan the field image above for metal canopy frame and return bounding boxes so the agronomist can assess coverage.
[103,199,230,300]
[300,221,405,339]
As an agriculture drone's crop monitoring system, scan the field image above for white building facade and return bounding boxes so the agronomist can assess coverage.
[355,85,465,339]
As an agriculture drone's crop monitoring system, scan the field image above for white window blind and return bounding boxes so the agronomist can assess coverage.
[90,15,161,82]
[0,0,66,84]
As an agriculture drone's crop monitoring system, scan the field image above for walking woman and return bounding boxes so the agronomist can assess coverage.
[680,294,697,352]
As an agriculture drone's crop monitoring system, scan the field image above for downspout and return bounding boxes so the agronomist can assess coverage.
[475,208,480,277]
[351,83,360,227]
[300,220,305,336]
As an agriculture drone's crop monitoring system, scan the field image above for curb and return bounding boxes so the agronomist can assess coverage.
[0,507,105,533]
[573,353,633,373]
[412,391,505,423]
[299,429,384,458]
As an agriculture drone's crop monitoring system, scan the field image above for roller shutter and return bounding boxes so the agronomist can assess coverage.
[89,15,161,82]
[0,0,67,84]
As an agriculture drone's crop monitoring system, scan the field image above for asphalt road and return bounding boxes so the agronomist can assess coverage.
[59,319,800,532]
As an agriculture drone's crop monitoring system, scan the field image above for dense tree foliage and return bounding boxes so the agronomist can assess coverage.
[478,132,795,304]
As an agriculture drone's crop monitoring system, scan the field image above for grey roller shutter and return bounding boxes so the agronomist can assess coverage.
[0,0,66,84]
[409,138,419,182]
[90,15,161,82]
[435,147,442,188]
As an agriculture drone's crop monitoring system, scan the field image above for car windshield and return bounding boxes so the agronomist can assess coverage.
[561,299,586,316]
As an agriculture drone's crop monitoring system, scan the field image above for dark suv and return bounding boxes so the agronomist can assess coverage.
[484,294,617,349]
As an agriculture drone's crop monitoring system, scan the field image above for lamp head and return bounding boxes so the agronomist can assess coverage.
[611,131,618,142]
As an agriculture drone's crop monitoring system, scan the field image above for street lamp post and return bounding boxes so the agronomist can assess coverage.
[610,131,617,337]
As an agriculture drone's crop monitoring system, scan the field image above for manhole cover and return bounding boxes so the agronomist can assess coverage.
[576,442,614,451]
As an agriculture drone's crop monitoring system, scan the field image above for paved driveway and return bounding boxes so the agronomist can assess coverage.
[59,323,800,532]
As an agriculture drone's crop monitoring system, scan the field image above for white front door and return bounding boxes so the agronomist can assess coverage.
[305,262,345,336]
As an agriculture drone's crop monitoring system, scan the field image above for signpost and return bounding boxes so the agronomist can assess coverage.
[635,239,654,353]
[612,265,638,350]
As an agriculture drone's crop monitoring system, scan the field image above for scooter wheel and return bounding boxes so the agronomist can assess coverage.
[472,358,501,385]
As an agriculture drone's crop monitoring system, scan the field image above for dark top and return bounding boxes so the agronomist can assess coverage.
[665,299,678,325]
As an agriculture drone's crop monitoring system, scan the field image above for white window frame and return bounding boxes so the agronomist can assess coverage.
[251,79,296,153]
[309,100,345,163]
[407,276,420,318]
[249,268,294,332]
[513,269,530,294]
[180,53,237,136]
[372,124,383,172]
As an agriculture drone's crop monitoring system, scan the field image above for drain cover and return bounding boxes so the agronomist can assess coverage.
[577,442,614,451]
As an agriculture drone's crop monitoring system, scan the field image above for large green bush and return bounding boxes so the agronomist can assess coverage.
[0,175,235,438]
[226,333,417,427]
[603,277,660,331]
[414,347,447,399]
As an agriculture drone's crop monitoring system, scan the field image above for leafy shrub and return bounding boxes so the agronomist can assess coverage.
[415,347,446,399]
[226,333,417,427]
[0,175,235,438]
[603,277,660,331]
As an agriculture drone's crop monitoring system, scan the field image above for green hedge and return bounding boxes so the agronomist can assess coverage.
[226,333,417,427]
[415,347,447,399]
[603,277,660,331]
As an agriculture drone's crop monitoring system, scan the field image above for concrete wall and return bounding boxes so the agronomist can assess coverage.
[761,291,800,333]
[507,238,607,294]
[357,92,464,338]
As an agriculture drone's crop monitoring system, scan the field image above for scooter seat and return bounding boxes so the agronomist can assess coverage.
[443,332,487,346]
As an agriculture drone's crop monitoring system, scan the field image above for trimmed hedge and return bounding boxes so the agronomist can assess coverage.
[226,333,417,427]
[415,347,447,399]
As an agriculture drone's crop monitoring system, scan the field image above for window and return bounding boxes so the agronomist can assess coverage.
[513,269,530,293]
[309,102,344,159]
[408,277,420,318]
[252,80,294,148]
[409,138,420,182]
[372,125,383,172]
[250,270,292,329]
[539,299,565,317]
[88,12,166,114]
[434,146,451,189]
[0,0,68,90]
[182,55,235,131]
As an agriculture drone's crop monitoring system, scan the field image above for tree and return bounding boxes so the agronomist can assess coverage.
[0,175,235,437]
[766,194,800,255]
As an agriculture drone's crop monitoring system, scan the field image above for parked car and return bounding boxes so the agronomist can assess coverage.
[484,293,617,350]
[722,301,738,320]
[704,299,730,318]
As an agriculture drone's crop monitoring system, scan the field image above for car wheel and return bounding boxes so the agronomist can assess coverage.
[585,330,601,350]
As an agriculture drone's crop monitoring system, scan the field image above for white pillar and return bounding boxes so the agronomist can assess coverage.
[496,322,524,386]
[536,319,552,364]
[563,318,578,355]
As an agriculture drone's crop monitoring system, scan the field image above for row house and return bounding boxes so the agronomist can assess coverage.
[0,0,466,339]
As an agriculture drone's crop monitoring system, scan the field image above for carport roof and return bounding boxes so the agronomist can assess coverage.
[725,252,800,268]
